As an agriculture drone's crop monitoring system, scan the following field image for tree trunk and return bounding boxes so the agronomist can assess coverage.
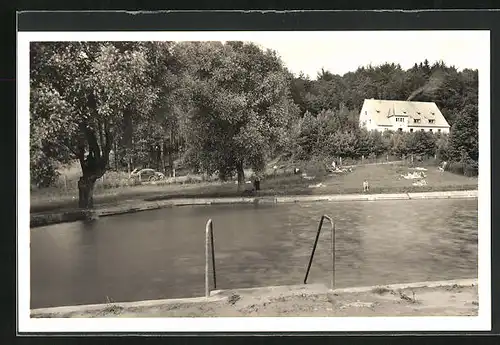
[168,130,174,177]
[168,150,173,177]
[161,139,166,174]
[78,176,97,209]
[237,162,245,191]
[113,142,118,171]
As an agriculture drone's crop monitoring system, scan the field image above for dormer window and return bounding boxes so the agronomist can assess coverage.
[429,119,435,124]
[376,110,380,113]
[414,119,421,124]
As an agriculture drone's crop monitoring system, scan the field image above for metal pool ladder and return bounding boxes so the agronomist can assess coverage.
[303,214,336,290]
[204,215,336,297]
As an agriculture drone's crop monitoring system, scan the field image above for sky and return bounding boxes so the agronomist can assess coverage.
[24,30,486,80]
[247,31,486,79]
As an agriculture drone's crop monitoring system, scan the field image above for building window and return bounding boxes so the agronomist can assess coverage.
[429,129,433,132]
[414,119,421,124]
[398,128,403,132]
[429,119,435,124]
[438,129,441,133]
[369,119,371,123]
[365,111,367,115]
[421,129,424,132]
[410,128,414,132]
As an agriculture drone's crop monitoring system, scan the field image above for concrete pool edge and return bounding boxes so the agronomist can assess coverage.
[30,189,478,228]
[30,278,477,318]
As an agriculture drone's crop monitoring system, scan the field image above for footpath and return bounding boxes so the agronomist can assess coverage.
[30,190,478,228]
[31,278,478,318]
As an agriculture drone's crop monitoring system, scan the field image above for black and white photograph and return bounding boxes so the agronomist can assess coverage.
[17,27,490,333]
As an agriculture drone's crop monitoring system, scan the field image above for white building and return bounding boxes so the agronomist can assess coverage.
[359,99,450,134]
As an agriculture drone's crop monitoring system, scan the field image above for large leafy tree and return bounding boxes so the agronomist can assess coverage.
[30,42,158,208]
[293,111,320,159]
[127,42,186,175]
[448,104,479,163]
[179,41,299,188]
[404,131,437,157]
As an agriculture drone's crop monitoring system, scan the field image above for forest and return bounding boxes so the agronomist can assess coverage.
[30,41,479,208]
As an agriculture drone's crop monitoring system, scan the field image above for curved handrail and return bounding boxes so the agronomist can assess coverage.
[205,219,217,297]
[303,215,336,289]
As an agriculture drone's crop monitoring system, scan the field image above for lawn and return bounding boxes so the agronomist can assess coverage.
[30,162,478,214]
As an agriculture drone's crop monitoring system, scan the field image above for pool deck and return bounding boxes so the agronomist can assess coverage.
[30,190,478,228]
[31,278,478,318]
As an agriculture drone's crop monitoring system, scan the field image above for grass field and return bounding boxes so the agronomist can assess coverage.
[30,161,478,214]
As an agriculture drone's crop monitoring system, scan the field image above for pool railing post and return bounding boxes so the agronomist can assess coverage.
[304,215,325,284]
[304,215,335,289]
[205,219,211,298]
[210,220,216,290]
[205,219,216,298]
[331,219,336,290]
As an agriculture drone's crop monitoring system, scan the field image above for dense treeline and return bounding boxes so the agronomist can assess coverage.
[286,60,478,176]
[29,41,478,208]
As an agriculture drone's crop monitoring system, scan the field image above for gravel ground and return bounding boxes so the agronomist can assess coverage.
[32,282,478,318]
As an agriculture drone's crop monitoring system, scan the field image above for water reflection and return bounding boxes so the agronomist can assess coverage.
[30,198,478,308]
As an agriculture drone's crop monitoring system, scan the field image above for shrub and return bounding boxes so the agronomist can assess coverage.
[31,160,60,188]
[445,160,478,177]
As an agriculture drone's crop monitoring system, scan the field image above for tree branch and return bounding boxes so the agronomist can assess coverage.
[102,119,113,167]
[77,123,88,174]
[98,121,104,151]
[61,139,80,158]
[83,125,101,160]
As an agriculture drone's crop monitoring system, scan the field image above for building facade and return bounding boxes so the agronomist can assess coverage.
[359,99,450,134]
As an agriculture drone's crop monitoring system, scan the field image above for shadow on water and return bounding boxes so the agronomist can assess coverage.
[30,198,478,308]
